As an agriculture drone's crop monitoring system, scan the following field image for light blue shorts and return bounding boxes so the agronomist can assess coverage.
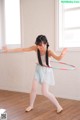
[34,64,55,86]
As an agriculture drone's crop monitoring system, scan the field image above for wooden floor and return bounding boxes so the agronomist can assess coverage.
[0,90,80,120]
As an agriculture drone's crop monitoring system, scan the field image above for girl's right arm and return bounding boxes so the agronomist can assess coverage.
[49,48,68,61]
[2,45,37,53]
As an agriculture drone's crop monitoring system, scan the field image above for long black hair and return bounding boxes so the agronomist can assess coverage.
[35,35,49,66]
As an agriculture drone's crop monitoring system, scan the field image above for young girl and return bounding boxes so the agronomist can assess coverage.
[3,35,67,113]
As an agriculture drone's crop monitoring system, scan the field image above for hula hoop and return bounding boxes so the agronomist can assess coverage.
[50,60,76,70]
[36,61,76,70]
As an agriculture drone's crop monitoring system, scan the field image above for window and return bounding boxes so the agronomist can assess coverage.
[55,0,80,51]
[0,0,21,49]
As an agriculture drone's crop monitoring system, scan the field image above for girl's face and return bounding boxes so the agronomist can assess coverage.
[37,42,47,52]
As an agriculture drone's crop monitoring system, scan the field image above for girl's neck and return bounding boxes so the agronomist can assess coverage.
[40,50,46,56]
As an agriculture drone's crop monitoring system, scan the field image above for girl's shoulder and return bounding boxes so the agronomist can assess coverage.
[48,49,55,57]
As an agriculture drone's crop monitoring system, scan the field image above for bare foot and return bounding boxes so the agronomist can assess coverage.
[25,106,33,112]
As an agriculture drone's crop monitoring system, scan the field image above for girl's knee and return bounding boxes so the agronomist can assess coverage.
[31,80,38,92]
[41,89,48,97]
[41,83,49,97]
[31,86,37,93]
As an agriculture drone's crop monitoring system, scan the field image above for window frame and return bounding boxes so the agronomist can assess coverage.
[54,0,80,51]
[0,0,22,51]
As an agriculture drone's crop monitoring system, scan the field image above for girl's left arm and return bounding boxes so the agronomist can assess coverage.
[49,48,68,61]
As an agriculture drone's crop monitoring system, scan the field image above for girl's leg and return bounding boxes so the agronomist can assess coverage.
[25,79,38,112]
[41,82,63,113]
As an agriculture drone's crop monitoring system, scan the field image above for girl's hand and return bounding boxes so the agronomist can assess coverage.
[61,48,68,56]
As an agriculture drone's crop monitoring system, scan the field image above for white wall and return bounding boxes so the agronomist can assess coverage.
[0,0,80,100]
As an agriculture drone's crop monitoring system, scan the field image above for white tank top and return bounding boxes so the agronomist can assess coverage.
[40,54,51,66]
